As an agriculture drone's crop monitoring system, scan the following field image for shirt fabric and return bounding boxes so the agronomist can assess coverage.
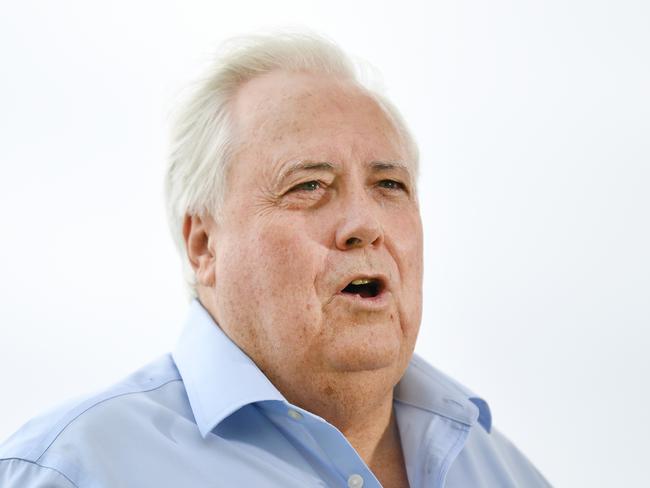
[0,299,552,487]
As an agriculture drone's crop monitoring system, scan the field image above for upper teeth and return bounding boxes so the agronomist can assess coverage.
[351,279,372,285]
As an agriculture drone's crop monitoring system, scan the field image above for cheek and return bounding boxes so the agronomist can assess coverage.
[390,209,423,279]
[224,218,325,333]
[388,209,423,323]
[256,222,319,292]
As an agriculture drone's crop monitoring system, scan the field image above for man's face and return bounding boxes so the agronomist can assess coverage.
[203,70,423,395]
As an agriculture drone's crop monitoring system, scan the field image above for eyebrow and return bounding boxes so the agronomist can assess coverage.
[368,160,410,173]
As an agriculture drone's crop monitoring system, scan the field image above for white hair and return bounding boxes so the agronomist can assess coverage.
[164,31,419,300]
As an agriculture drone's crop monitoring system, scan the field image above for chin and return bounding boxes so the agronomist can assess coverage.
[325,344,402,373]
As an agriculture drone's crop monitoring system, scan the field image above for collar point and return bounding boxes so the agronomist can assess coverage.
[469,396,492,433]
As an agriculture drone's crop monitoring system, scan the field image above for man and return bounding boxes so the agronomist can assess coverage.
[0,33,551,487]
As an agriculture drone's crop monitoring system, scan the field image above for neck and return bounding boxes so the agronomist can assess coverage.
[273,367,401,465]
[343,398,401,465]
[342,401,409,488]
[269,366,409,485]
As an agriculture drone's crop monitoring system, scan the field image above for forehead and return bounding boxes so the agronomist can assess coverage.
[229,70,409,177]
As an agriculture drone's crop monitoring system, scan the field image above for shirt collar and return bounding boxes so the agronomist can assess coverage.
[172,298,285,438]
[394,355,492,433]
[173,298,492,438]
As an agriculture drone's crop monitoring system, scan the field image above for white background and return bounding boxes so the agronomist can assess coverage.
[1,1,649,486]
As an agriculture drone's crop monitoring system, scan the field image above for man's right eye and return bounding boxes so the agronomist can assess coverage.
[289,180,322,192]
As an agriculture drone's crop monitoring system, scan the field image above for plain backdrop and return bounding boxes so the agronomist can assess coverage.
[1,1,649,486]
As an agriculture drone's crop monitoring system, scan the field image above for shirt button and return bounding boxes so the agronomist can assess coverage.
[347,474,364,488]
[287,409,303,420]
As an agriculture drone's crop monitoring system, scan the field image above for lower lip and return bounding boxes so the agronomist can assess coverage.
[334,289,391,309]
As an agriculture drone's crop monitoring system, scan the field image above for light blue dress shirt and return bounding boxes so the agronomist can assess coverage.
[0,299,551,487]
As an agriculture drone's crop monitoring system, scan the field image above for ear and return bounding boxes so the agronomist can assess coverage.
[182,214,218,288]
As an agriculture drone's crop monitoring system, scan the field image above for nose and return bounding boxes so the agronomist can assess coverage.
[334,193,384,250]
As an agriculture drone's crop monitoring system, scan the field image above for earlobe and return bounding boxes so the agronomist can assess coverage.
[183,214,217,287]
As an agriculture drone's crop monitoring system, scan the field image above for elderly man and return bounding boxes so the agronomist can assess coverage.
[0,33,551,487]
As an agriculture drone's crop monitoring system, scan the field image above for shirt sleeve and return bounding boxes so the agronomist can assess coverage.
[0,458,78,488]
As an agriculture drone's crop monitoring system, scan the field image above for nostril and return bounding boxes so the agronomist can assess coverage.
[345,237,362,247]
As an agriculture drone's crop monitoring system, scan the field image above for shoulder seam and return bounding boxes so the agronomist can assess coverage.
[34,377,182,463]
[0,457,79,488]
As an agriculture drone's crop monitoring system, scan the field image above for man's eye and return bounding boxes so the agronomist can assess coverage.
[289,180,322,192]
[378,179,406,191]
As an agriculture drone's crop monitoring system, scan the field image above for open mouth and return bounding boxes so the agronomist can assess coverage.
[341,278,384,298]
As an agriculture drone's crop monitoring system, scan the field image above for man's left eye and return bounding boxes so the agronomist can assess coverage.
[378,180,406,191]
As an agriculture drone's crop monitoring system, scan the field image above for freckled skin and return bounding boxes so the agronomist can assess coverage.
[186,70,422,487]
